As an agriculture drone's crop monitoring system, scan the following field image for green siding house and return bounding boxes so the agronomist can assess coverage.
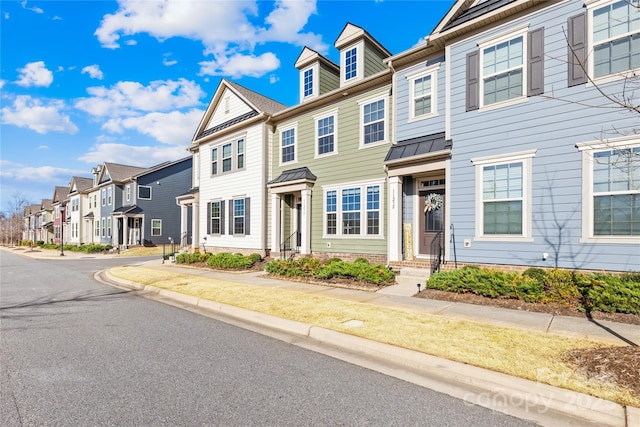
[268,23,393,263]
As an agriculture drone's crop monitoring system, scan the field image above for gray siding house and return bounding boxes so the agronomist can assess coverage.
[120,156,193,247]
[388,0,639,272]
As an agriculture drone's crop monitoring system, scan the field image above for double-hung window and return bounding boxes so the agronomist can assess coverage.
[126,185,131,202]
[592,0,640,78]
[280,125,297,164]
[304,68,314,97]
[237,139,244,169]
[107,218,112,237]
[408,64,439,120]
[212,147,218,175]
[360,95,387,147]
[579,140,640,241]
[107,187,112,205]
[222,143,232,173]
[467,25,544,110]
[151,219,162,236]
[101,189,106,206]
[315,111,337,157]
[210,201,221,235]
[345,47,358,80]
[211,137,245,175]
[95,220,100,237]
[233,199,245,235]
[481,32,525,106]
[323,181,384,238]
[472,150,535,241]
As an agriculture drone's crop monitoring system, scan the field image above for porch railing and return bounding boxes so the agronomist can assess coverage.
[430,230,444,274]
[280,230,300,260]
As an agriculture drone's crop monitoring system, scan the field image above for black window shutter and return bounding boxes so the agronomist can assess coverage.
[528,27,544,96]
[244,197,250,235]
[220,201,225,235]
[568,12,587,87]
[207,202,211,234]
[466,50,480,111]
[228,200,234,235]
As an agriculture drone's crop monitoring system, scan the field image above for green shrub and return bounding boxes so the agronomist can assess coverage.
[522,267,546,285]
[265,257,394,286]
[542,268,580,307]
[205,252,260,269]
[575,272,640,315]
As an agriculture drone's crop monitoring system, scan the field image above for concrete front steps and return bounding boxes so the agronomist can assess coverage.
[377,267,431,297]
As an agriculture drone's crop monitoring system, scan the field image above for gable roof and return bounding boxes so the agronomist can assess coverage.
[192,79,287,143]
[334,22,391,57]
[52,186,69,203]
[295,46,340,72]
[68,176,93,195]
[99,162,147,184]
[131,156,191,179]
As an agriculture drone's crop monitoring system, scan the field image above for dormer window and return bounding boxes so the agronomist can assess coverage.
[345,47,357,80]
[300,64,319,102]
[340,41,364,86]
[304,68,313,97]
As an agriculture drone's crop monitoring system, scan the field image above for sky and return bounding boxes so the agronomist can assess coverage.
[0,0,455,212]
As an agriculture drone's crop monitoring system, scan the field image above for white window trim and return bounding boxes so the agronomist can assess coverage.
[101,189,106,206]
[340,40,364,86]
[126,185,131,202]
[471,150,536,242]
[279,122,298,166]
[314,109,339,159]
[578,137,640,243]
[209,133,247,176]
[107,187,112,205]
[151,219,162,237]
[138,185,152,200]
[359,93,389,149]
[210,199,222,235]
[322,179,385,239]
[232,197,246,236]
[586,0,640,85]
[478,25,529,110]
[301,63,319,102]
[406,63,440,122]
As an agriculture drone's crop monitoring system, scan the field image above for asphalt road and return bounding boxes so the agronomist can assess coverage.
[1,251,535,426]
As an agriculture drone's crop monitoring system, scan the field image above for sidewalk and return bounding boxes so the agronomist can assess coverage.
[6,246,639,426]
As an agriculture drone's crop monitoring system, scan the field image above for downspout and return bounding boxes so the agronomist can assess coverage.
[262,116,274,258]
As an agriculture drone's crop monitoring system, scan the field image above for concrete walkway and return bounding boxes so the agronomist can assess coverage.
[5,246,639,426]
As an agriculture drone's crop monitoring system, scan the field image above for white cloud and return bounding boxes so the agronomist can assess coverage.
[78,143,188,166]
[15,61,53,88]
[81,64,104,80]
[0,80,5,90]
[20,0,43,14]
[198,52,280,78]
[102,109,203,145]
[4,12,9,19]
[0,160,82,183]
[38,145,49,150]
[269,74,279,84]
[75,78,204,117]
[1,95,78,134]
[94,0,327,79]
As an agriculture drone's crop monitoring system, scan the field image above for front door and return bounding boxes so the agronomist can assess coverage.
[418,189,445,255]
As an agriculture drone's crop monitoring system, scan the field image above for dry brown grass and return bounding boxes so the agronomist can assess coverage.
[109,266,640,407]
[115,246,165,257]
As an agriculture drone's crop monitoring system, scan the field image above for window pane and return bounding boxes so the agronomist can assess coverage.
[367,211,379,235]
[304,68,313,97]
[484,201,522,234]
[318,116,334,154]
[282,129,295,163]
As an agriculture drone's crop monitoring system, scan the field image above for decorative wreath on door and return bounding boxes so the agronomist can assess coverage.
[424,193,443,212]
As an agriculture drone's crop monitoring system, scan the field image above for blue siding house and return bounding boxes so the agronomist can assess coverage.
[113,157,193,247]
[387,0,639,272]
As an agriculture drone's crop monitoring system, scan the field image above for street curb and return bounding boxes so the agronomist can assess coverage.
[100,269,636,427]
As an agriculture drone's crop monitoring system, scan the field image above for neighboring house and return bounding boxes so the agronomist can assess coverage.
[268,23,392,262]
[38,199,54,243]
[386,0,639,272]
[52,186,69,244]
[115,156,193,247]
[23,204,40,242]
[182,79,286,255]
[66,176,93,245]
[91,162,147,245]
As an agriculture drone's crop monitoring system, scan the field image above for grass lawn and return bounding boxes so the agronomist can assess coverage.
[109,265,639,407]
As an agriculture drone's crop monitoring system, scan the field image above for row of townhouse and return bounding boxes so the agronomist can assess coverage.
[24,157,193,248]
[178,0,638,273]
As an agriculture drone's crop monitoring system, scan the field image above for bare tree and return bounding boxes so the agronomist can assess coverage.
[2,192,30,246]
